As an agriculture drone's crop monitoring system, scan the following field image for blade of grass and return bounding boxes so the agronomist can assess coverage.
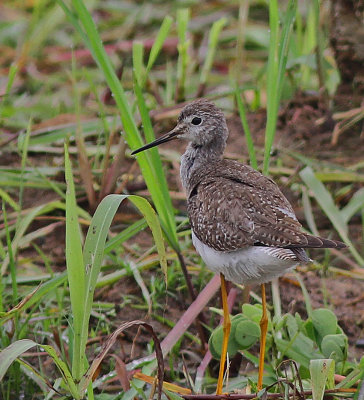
[235,88,257,169]
[1,202,64,275]
[129,195,167,279]
[145,16,173,73]
[0,170,66,191]
[41,344,80,398]
[133,79,177,247]
[0,339,36,381]
[64,143,86,381]
[2,205,17,309]
[79,194,167,383]
[199,18,227,87]
[312,0,328,100]
[0,189,19,212]
[263,0,296,175]
[263,0,279,175]
[234,0,249,88]
[133,41,145,87]
[0,63,18,121]
[176,8,190,102]
[27,118,110,146]
[17,119,32,229]
[129,261,152,314]
[340,187,364,223]
[302,186,320,236]
[71,52,96,209]
[67,0,179,251]
[0,273,67,325]
[310,359,335,400]
[104,219,148,254]
[300,166,364,265]
[294,272,313,317]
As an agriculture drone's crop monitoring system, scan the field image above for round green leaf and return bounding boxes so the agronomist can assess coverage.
[242,304,262,322]
[321,334,347,362]
[312,308,338,339]
[209,325,239,359]
[234,320,260,349]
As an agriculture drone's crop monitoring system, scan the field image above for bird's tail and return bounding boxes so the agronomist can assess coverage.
[297,234,346,249]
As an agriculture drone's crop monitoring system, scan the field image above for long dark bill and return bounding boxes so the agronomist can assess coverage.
[131,125,183,155]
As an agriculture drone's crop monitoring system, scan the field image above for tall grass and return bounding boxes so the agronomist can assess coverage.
[0,145,167,398]
[263,0,296,175]
[64,0,180,252]
[1,0,361,397]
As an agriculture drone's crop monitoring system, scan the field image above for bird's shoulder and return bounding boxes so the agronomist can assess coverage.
[187,159,294,215]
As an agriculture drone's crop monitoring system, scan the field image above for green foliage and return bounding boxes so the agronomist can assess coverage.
[0,0,362,397]
[209,305,353,383]
[310,359,335,400]
[263,0,296,175]
[0,147,166,398]
[209,305,266,359]
[300,166,364,265]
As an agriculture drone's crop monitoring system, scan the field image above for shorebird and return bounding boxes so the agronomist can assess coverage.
[131,99,346,393]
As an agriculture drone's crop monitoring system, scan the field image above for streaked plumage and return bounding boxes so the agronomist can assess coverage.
[132,99,345,286]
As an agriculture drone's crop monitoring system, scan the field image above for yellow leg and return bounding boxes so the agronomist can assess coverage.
[216,274,231,395]
[257,283,268,391]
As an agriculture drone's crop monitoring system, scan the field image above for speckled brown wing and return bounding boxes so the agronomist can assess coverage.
[187,160,344,252]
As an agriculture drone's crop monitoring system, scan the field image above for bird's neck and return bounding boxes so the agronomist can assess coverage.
[180,139,225,190]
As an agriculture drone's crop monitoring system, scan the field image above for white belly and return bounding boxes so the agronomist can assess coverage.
[192,232,298,286]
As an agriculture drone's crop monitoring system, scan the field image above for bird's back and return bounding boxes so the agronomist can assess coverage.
[186,159,345,252]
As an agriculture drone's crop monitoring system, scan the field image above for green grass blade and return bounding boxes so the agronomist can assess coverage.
[79,194,127,363]
[2,204,17,305]
[104,219,148,254]
[176,8,190,101]
[64,143,86,381]
[235,89,257,169]
[300,166,364,265]
[340,187,364,223]
[70,0,141,147]
[41,344,79,398]
[146,16,173,72]
[0,189,20,212]
[310,359,335,400]
[200,18,227,86]
[0,63,18,120]
[17,120,32,229]
[27,118,108,146]
[1,202,62,275]
[134,79,178,248]
[57,0,91,50]
[67,0,179,250]
[0,339,36,382]
[302,186,320,236]
[263,0,279,175]
[263,0,296,175]
[79,194,167,379]
[0,274,67,326]
[276,0,297,105]
[133,41,145,87]
[128,195,167,279]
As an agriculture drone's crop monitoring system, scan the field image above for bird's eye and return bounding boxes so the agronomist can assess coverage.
[191,117,202,125]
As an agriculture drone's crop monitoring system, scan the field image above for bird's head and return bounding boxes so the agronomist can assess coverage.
[131,99,228,155]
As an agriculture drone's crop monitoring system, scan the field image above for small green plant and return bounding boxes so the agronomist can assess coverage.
[0,145,167,398]
[209,304,357,389]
